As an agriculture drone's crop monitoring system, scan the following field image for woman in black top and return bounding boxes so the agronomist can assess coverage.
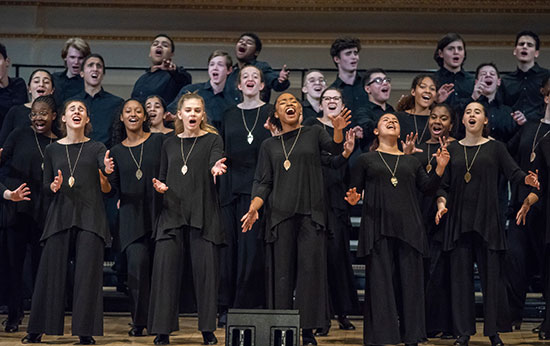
[0,95,58,333]
[148,93,227,346]
[110,99,164,337]
[303,87,358,335]
[435,101,539,346]
[218,65,273,322]
[22,99,114,345]
[241,92,350,346]
[346,113,449,346]
[145,95,174,135]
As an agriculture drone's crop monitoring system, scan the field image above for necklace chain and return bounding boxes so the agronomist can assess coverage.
[34,131,53,160]
[463,144,482,172]
[531,120,550,155]
[377,151,400,176]
[241,107,260,135]
[281,127,302,161]
[180,136,199,166]
[413,115,429,144]
[65,142,85,177]
[128,142,144,170]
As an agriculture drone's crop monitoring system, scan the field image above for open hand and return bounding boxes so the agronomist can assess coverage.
[328,107,352,131]
[345,187,361,205]
[104,150,114,174]
[152,178,168,193]
[51,169,63,193]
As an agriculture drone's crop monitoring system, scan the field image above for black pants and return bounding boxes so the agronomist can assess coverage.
[425,239,453,335]
[219,194,265,308]
[148,226,219,334]
[27,228,104,336]
[126,237,152,328]
[266,215,328,329]
[448,232,511,337]
[539,246,550,333]
[363,237,425,345]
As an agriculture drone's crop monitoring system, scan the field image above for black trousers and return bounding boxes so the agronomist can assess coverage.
[27,228,104,336]
[448,233,511,337]
[363,237,426,345]
[539,246,550,333]
[4,214,42,322]
[126,237,152,328]
[425,239,453,334]
[219,194,265,308]
[266,215,328,329]
[148,226,219,334]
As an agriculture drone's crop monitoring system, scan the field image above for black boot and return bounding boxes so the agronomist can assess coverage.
[454,335,470,346]
[21,333,42,344]
[302,329,317,345]
[202,331,218,345]
[337,315,355,330]
[77,336,95,345]
[128,324,145,336]
[489,334,504,346]
[218,310,227,328]
[154,334,170,345]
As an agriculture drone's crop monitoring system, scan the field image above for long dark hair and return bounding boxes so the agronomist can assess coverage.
[396,74,438,112]
[111,98,150,146]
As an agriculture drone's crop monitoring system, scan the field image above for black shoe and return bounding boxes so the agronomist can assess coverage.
[217,311,227,328]
[454,335,470,346]
[202,331,218,345]
[441,332,456,340]
[405,343,418,346]
[337,315,355,330]
[302,329,317,345]
[5,322,19,333]
[533,324,542,333]
[77,336,95,345]
[314,326,330,336]
[21,333,42,344]
[489,334,504,346]
[540,330,550,340]
[511,320,521,331]
[128,325,145,336]
[154,334,170,345]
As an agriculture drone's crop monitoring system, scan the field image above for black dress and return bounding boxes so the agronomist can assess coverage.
[148,133,224,334]
[109,132,164,328]
[252,125,341,329]
[395,111,430,143]
[438,140,528,337]
[350,151,440,345]
[218,104,273,309]
[303,117,358,318]
[27,139,109,337]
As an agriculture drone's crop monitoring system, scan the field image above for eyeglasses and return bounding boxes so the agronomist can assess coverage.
[29,111,50,118]
[322,96,342,102]
[366,77,391,86]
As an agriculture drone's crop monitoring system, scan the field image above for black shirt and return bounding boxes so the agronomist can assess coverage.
[355,100,395,151]
[0,77,27,128]
[301,99,322,121]
[501,63,550,121]
[75,88,124,147]
[167,81,232,130]
[329,75,369,117]
[225,59,290,104]
[480,94,517,143]
[52,70,84,106]
[0,104,30,147]
[395,111,430,143]
[131,67,192,105]
[434,67,475,115]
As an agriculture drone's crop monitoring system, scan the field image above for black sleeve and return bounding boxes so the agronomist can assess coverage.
[533,144,547,200]
[95,142,108,175]
[317,126,343,155]
[209,135,224,170]
[436,163,451,200]
[497,141,527,185]
[171,66,192,88]
[349,155,367,195]
[260,62,290,92]
[507,125,522,157]
[251,141,273,202]
[0,129,16,165]
[107,152,121,195]
[415,159,442,195]
[158,140,169,183]
[321,151,348,169]
[0,109,16,147]
[42,147,54,196]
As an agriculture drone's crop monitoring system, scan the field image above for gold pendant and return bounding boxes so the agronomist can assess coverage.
[247,132,254,144]
[464,171,472,183]
[390,176,398,187]
[530,152,536,163]
[68,175,75,188]
[426,163,432,173]
[136,169,143,180]
[181,164,188,175]
[41,162,44,171]
[283,159,291,171]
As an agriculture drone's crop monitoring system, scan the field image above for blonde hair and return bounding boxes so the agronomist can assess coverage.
[175,92,218,135]
[61,37,91,60]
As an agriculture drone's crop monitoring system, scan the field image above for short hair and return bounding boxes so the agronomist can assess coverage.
[0,43,7,59]
[302,69,324,87]
[433,33,467,68]
[81,53,106,74]
[237,64,265,84]
[61,37,91,60]
[515,30,541,50]
[238,33,262,54]
[28,69,55,88]
[330,37,361,58]
[208,50,233,69]
[475,62,500,79]
[363,68,387,87]
[153,34,175,53]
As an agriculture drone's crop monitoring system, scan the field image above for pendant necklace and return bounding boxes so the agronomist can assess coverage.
[65,142,85,188]
[241,106,260,144]
[34,131,53,171]
[180,136,199,175]
[128,142,144,180]
[425,143,435,173]
[413,115,429,144]
[377,151,400,187]
[463,144,482,183]
[281,127,302,171]
[529,120,550,162]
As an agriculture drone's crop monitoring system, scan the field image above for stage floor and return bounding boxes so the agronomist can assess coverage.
[0,314,544,345]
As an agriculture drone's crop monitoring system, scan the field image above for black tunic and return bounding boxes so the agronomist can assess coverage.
[42,140,110,243]
[395,111,430,143]
[155,133,224,245]
[109,133,164,251]
[1,127,53,227]
[350,151,440,257]
[438,140,527,251]
[0,104,30,147]
[252,125,342,242]
[219,104,273,206]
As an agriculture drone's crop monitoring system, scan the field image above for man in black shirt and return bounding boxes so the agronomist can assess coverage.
[501,30,550,122]
[52,37,90,107]
[224,33,290,104]
[301,70,327,120]
[131,34,192,105]
[168,50,233,130]
[0,43,27,128]
[75,54,123,148]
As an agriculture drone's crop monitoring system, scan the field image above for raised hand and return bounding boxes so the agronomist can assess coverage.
[401,132,423,155]
[6,183,31,202]
[104,150,114,174]
[433,136,450,174]
[525,170,540,189]
[152,178,168,194]
[51,169,63,193]
[471,78,488,100]
[351,125,363,139]
[345,187,361,205]
[264,118,280,136]
[435,206,448,225]
[328,107,352,131]
[511,110,527,126]
[343,129,356,158]
[211,157,228,176]
[278,65,290,83]
[436,83,455,103]
[241,206,259,232]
